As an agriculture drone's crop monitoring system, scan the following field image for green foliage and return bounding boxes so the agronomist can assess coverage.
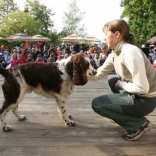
[0,0,60,47]
[0,0,19,23]
[121,0,156,45]
[0,11,40,37]
[25,0,54,35]
[47,30,62,46]
[62,0,86,37]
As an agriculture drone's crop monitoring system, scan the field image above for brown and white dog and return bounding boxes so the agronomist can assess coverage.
[0,53,96,131]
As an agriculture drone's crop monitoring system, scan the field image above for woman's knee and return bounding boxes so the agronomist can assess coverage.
[92,95,111,112]
[92,98,97,111]
[107,74,120,85]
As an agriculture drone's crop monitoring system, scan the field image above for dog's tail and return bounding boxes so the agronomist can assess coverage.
[0,67,11,79]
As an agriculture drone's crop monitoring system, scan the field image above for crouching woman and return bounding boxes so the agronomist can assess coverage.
[89,19,156,141]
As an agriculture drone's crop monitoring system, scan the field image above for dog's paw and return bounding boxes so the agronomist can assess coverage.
[19,115,26,121]
[65,119,76,126]
[2,125,12,132]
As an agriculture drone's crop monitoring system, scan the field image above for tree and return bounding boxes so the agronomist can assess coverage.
[24,0,54,35]
[47,30,62,46]
[0,11,41,37]
[120,0,156,45]
[62,0,86,37]
[0,0,19,22]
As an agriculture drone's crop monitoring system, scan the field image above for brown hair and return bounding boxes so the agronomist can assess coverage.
[102,19,138,46]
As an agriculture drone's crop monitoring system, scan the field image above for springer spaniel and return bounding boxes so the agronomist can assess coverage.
[0,53,96,131]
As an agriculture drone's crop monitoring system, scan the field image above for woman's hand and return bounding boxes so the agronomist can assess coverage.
[115,80,123,90]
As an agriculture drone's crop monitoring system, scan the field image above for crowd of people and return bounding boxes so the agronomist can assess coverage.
[0,41,109,69]
[0,40,155,71]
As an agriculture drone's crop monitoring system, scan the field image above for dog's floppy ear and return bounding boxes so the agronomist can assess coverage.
[71,53,89,85]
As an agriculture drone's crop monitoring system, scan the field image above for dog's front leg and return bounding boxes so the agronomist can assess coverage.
[56,100,76,126]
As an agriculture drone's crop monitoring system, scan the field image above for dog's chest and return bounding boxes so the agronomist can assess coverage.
[60,80,74,97]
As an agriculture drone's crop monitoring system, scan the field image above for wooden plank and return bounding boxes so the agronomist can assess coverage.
[0,146,155,156]
[0,135,155,146]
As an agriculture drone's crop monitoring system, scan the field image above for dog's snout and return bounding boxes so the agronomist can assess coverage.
[89,68,97,75]
[92,70,97,75]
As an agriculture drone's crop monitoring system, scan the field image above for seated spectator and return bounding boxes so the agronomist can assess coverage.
[99,47,108,66]
[34,47,43,60]
[47,54,56,63]
[48,44,56,58]
[55,47,62,60]
[26,54,34,63]
[93,52,101,69]
[0,45,5,55]
[21,49,28,60]
[16,47,22,58]
[66,45,71,55]
[80,50,83,53]
[30,48,36,60]
[35,54,44,63]
[19,54,26,64]
[55,55,64,66]
[73,44,80,53]
[7,53,20,68]
[43,51,49,62]
[89,47,95,54]
[153,60,156,70]
[148,55,153,64]
[64,53,70,59]
[101,47,107,56]
[12,48,17,55]
[89,55,97,69]
[4,50,12,66]
[62,49,66,56]
[71,51,76,55]
[0,53,6,68]
[152,48,156,61]
[43,45,48,53]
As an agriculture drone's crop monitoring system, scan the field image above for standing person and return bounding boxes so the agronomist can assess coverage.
[24,41,31,50]
[89,19,156,141]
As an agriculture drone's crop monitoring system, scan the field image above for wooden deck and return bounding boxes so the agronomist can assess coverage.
[0,75,155,156]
